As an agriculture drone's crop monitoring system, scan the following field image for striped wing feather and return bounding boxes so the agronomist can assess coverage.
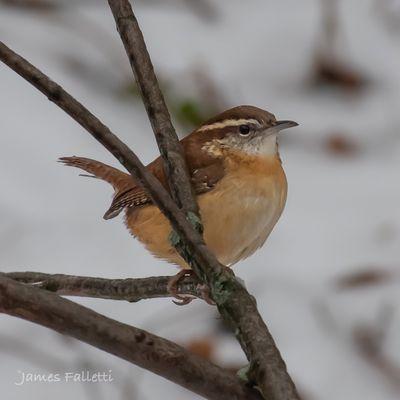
[60,155,224,220]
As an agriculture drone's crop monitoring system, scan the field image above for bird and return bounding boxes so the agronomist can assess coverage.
[60,105,297,271]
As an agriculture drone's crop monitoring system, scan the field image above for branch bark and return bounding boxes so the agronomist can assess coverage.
[107,0,199,219]
[4,271,203,302]
[0,6,300,397]
[0,275,261,400]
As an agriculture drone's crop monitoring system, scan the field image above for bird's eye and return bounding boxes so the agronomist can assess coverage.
[239,125,250,136]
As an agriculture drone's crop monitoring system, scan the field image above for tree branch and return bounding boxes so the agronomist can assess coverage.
[0,275,261,400]
[107,0,199,219]
[4,271,203,302]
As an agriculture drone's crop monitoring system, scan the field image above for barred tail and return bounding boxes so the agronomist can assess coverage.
[59,156,136,219]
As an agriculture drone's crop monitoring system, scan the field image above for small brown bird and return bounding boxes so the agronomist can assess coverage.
[60,105,297,269]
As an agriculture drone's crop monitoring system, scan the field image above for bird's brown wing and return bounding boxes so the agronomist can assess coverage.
[60,152,225,220]
[103,158,224,219]
[191,163,225,194]
[103,186,151,219]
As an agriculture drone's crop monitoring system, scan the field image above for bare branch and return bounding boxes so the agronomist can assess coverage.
[107,0,199,218]
[0,275,261,400]
[4,271,203,302]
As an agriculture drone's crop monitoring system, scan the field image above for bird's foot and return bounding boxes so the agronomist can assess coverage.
[167,269,196,306]
[167,270,216,306]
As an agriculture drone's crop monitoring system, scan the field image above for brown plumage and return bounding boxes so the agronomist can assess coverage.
[60,105,297,268]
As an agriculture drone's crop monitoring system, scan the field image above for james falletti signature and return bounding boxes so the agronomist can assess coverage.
[15,370,114,386]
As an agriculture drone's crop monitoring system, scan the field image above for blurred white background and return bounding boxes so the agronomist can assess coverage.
[1,0,399,399]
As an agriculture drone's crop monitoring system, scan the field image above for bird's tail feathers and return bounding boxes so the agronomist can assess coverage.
[59,156,136,219]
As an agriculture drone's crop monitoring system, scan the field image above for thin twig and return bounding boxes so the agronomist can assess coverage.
[0,275,262,400]
[4,271,203,302]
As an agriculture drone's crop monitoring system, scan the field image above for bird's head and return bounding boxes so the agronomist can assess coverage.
[191,105,298,158]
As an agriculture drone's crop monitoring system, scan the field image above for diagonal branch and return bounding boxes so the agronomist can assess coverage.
[107,0,199,219]
[0,275,261,400]
[4,271,203,302]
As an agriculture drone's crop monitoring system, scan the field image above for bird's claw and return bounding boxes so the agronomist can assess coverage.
[167,270,215,306]
[167,269,196,305]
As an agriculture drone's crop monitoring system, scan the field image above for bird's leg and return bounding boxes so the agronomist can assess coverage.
[167,269,196,305]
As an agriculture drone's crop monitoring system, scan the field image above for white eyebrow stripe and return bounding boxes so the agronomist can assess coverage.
[197,118,261,132]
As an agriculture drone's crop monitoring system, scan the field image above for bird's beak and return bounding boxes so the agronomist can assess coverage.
[262,120,298,136]
[273,120,299,131]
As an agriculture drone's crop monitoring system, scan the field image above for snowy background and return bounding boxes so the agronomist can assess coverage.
[1,0,400,399]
